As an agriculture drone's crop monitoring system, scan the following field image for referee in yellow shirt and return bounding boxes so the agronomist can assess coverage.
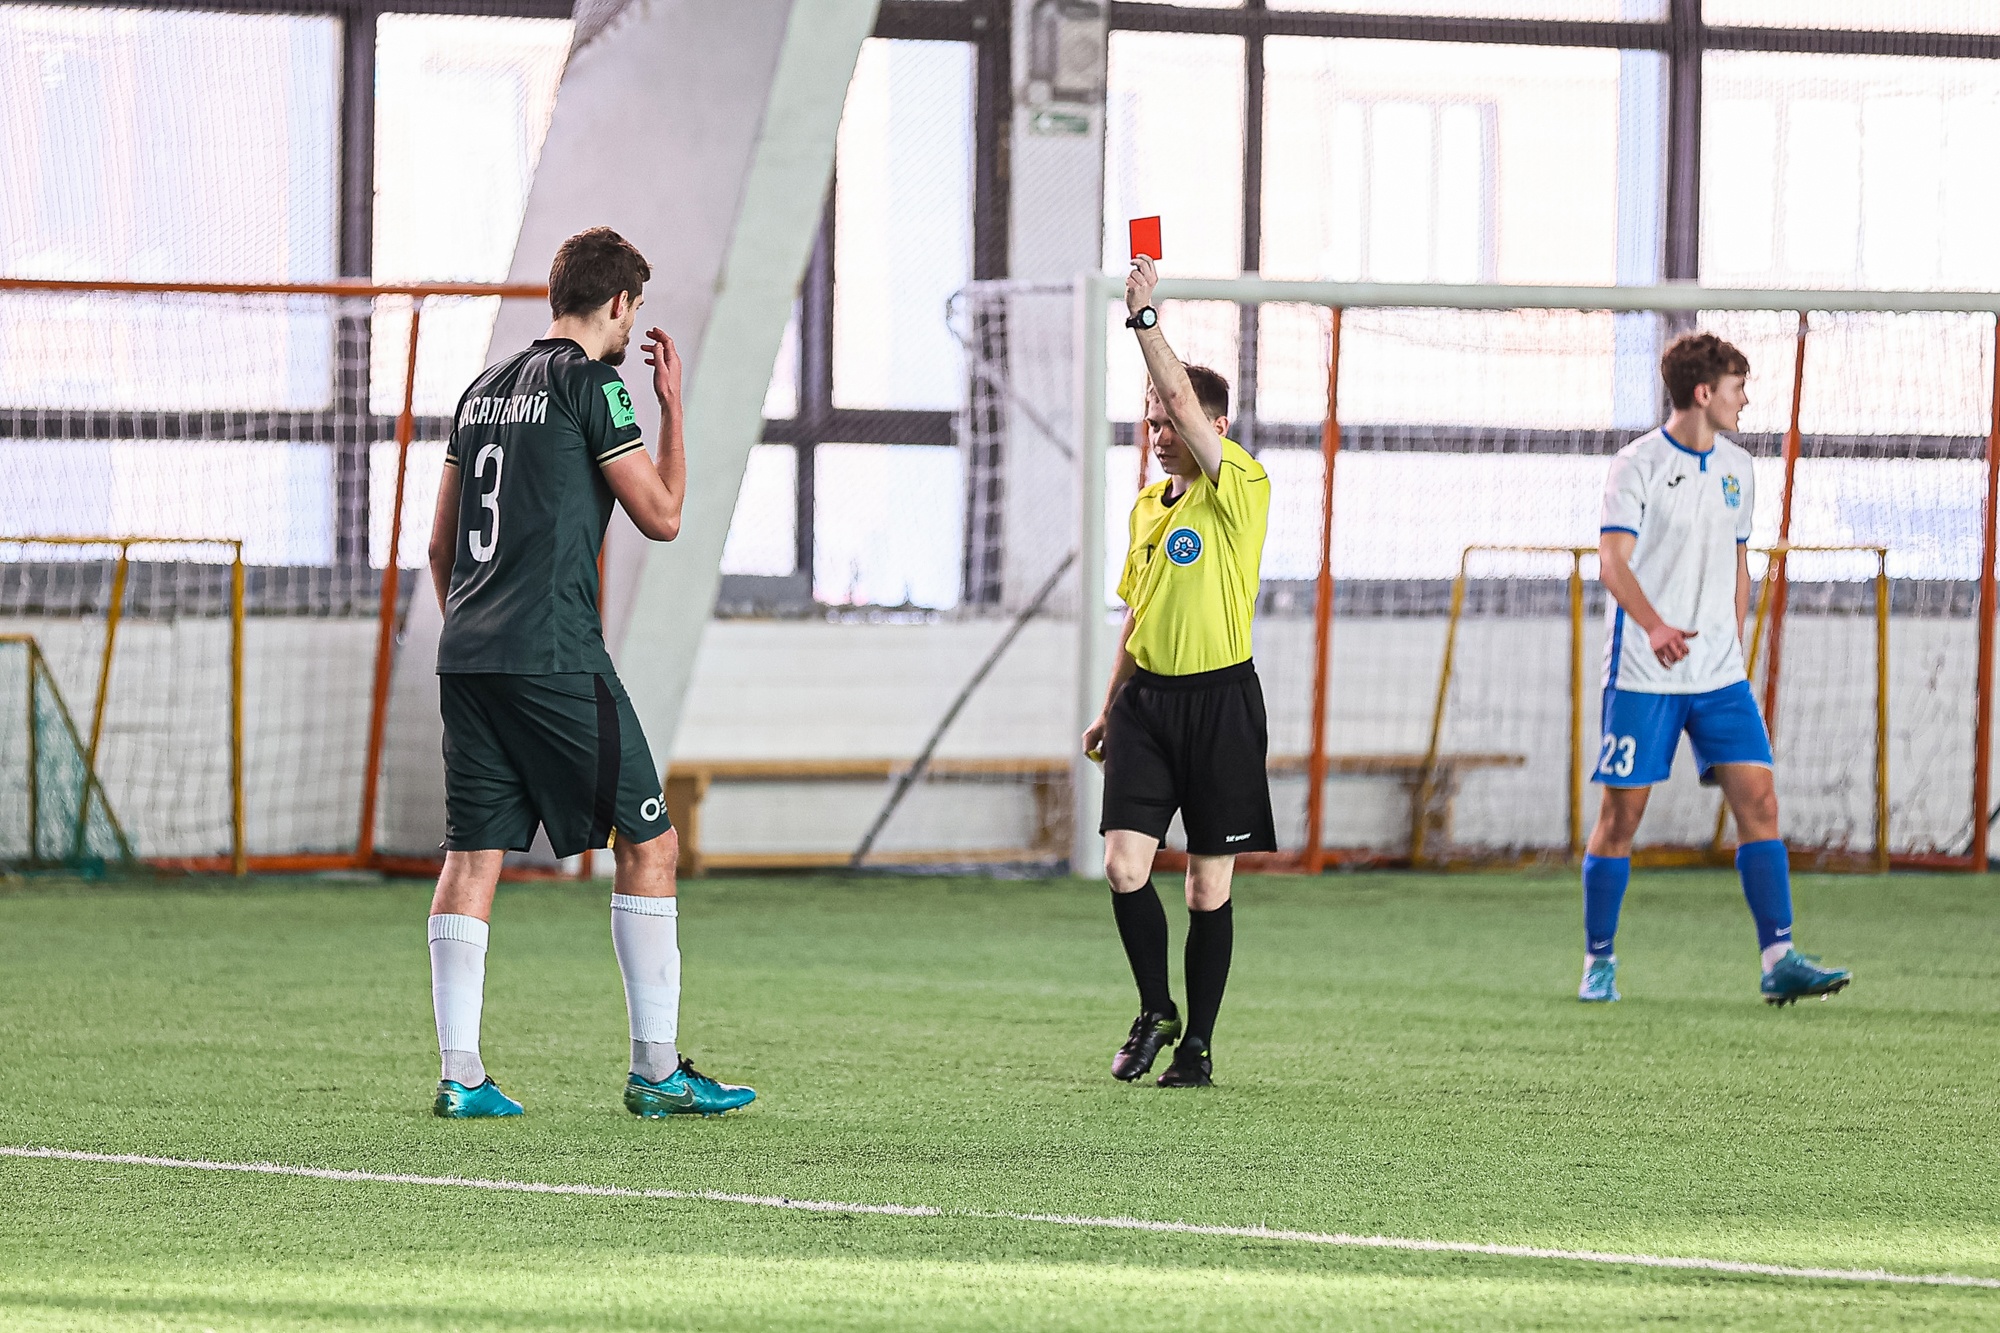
[1082,255,1273,1088]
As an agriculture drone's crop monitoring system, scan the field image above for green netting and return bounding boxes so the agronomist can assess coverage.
[0,639,132,872]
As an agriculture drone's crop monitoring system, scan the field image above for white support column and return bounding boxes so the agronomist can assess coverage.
[1005,0,1108,615]
[608,2,879,761]
[1613,41,1668,428]
[377,0,876,855]
[1014,0,1113,877]
[1072,271,1114,879]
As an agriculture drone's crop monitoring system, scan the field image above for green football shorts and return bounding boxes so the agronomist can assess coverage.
[439,672,671,858]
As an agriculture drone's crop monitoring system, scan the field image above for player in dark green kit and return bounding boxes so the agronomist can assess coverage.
[422,227,754,1120]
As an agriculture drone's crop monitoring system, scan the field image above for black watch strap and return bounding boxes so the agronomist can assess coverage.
[1125,305,1157,330]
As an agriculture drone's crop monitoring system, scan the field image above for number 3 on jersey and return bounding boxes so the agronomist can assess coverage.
[1597,733,1636,778]
[469,443,504,563]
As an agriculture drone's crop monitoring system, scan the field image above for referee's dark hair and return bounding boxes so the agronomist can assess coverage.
[549,227,652,318]
[1180,365,1230,422]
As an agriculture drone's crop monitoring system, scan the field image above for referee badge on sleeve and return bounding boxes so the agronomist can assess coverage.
[1165,527,1203,565]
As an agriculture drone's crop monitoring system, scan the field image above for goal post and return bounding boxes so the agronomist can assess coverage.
[1416,541,1891,871]
[1069,274,2000,874]
[1413,543,1595,869]
[1734,544,1892,874]
[0,536,245,872]
[1072,275,1117,882]
[0,277,547,874]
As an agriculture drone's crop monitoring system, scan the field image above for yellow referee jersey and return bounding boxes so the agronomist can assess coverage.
[1116,437,1270,675]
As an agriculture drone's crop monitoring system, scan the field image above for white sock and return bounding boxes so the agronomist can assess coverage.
[1761,941,1792,973]
[611,894,680,1080]
[428,913,488,1086]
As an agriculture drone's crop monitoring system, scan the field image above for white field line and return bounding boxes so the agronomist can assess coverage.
[0,1147,939,1217]
[5,1146,1997,1292]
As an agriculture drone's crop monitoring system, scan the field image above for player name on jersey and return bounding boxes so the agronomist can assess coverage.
[456,391,550,430]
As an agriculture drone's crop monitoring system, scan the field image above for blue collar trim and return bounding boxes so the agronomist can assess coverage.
[1660,428,1712,470]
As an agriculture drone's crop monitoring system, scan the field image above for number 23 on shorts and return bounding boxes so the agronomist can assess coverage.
[1597,732,1636,778]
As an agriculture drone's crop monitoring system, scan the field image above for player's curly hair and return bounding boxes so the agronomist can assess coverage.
[549,227,652,318]
[1660,332,1750,410]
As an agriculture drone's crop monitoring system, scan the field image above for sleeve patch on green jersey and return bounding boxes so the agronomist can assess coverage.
[602,381,637,430]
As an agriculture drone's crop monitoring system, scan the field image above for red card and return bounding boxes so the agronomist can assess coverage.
[1129,216,1162,260]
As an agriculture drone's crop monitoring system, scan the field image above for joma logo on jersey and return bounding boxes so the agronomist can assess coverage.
[457,391,548,429]
[1721,475,1742,508]
[1165,527,1203,565]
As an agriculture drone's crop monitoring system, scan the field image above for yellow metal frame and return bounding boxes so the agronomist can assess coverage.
[1,536,245,873]
[1716,544,1891,870]
[1,633,133,865]
[1415,545,1594,866]
[1423,542,1890,870]
[24,635,36,859]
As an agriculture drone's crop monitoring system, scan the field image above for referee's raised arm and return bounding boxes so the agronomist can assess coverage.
[1125,255,1222,484]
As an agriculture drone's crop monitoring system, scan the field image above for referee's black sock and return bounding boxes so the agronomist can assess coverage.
[1110,881,1174,1016]
[1183,899,1234,1049]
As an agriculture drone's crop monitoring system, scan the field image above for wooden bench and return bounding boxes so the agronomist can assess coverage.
[1266,752,1526,863]
[664,751,1523,874]
[664,758,1071,875]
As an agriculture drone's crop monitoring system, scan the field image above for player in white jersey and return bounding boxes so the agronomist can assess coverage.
[1579,333,1851,1007]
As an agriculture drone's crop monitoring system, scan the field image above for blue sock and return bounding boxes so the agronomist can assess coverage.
[1735,839,1794,955]
[1581,855,1630,957]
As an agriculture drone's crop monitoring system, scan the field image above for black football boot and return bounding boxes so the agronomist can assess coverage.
[1155,1037,1212,1088]
[1111,1008,1181,1082]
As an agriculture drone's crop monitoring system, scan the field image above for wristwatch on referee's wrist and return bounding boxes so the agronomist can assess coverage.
[1124,305,1158,331]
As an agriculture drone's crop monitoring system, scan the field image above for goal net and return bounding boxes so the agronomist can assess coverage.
[0,633,130,870]
[0,281,540,872]
[1423,541,1891,869]
[0,537,244,871]
[1299,301,1984,869]
[7,280,1989,876]
[840,282,1083,872]
[932,278,1994,873]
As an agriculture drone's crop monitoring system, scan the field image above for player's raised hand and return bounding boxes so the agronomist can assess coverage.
[1126,254,1158,316]
[644,327,681,407]
[1648,621,1697,667]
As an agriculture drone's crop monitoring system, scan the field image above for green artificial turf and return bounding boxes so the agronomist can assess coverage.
[1,869,1996,1330]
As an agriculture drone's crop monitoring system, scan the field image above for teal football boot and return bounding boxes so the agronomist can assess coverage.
[1577,955,1620,1003]
[433,1077,523,1119]
[1762,950,1851,1006]
[624,1056,756,1117]
[622,1070,696,1117]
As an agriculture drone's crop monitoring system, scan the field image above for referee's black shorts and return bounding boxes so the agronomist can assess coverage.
[1100,659,1277,856]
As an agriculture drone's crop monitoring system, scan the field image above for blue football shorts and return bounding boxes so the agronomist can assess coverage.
[1592,680,1773,789]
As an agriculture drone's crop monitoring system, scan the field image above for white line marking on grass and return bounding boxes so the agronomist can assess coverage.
[0,1147,938,1217]
[6,1146,1996,1292]
[976,1210,2000,1289]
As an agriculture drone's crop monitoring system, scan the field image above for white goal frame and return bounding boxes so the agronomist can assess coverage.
[1070,275,2000,878]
